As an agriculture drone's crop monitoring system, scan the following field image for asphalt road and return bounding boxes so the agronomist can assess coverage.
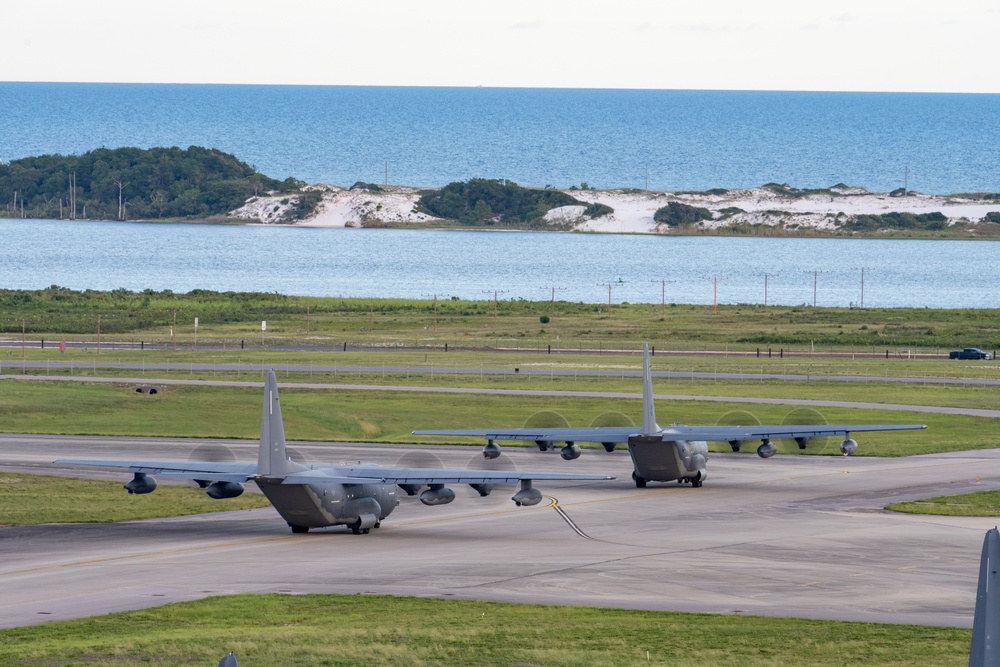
[2,434,998,629]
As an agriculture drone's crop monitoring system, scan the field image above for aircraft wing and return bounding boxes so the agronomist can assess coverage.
[55,458,258,483]
[412,426,639,443]
[415,423,925,443]
[283,465,614,486]
[660,423,927,442]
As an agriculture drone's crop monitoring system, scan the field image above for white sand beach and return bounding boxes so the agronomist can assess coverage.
[231,184,1000,234]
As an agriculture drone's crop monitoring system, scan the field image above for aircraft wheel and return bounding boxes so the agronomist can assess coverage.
[351,520,363,535]
[374,521,381,529]
[632,471,647,488]
[691,477,703,488]
[290,524,309,534]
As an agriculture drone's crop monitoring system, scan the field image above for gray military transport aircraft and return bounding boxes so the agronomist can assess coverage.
[56,370,613,534]
[415,343,927,488]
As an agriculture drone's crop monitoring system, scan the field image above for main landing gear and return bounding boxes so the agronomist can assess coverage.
[634,472,703,488]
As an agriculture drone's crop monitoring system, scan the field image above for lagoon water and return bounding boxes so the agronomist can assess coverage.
[1,218,996,308]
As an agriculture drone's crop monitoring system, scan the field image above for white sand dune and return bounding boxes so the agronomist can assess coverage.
[232,185,1000,234]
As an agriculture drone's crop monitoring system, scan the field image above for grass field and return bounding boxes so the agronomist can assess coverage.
[0,594,972,666]
[3,288,1000,350]
[0,473,270,527]
[0,379,988,456]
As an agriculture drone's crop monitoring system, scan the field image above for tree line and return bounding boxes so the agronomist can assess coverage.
[0,146,301,221]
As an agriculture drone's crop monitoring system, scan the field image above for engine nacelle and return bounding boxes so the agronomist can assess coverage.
[757,440,777,459]
[483,441,501,459]
[795,437,810,450]
[602,442,617,452]
[124,472,156,494]
[469,483,493,497]
[840,438,858,456]
[206,481,244,499]
[728,439,743,452]
[512,480,543,507]
[560,443,582,460]
[689,453,707,472]
[398,483,422,496]
[419,484,456,506]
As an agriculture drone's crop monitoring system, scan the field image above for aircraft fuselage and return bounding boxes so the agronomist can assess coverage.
[628,435,709,487]
[256,478,398,532]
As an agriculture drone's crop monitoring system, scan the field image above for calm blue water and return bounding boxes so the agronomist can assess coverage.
[1,218,996,308]
[1,83,998,193]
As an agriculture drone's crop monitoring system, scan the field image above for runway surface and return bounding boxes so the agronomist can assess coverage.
[2,433,999,630]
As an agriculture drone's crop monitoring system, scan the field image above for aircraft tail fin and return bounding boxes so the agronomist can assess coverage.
[641,342,660,436]
[970,527,1000,666]
[256,370,304,478]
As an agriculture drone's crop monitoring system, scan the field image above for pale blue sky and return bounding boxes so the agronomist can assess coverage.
[4,0,998,92]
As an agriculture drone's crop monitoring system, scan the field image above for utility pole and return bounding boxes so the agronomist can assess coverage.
[702,276,728,314]
[97,314,101,355]
[650,279,676,310]
[482,290,508,330]
[758,272,779,310]
[804,270,823,307]
[421,294,440,333]
[852,267,871,308]
[172,310,177,350]
[539,286,565,322]
[598,278,624,309]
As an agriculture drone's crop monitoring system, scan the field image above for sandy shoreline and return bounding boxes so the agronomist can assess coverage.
[231,184,1000,234]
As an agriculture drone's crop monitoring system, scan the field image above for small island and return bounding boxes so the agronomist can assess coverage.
[3,146,1000,238]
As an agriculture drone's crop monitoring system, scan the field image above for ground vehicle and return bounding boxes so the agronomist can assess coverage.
[949,348,993,360]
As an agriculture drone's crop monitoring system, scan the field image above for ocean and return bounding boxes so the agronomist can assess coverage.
[1,83,998,194]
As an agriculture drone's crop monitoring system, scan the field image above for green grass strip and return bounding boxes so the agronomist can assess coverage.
[0,593,971,666]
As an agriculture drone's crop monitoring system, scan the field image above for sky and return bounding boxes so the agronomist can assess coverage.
[3,0,998,93]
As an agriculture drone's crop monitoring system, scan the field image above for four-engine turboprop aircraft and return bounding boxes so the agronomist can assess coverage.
[414,343,927,488]
[56,370,613,534]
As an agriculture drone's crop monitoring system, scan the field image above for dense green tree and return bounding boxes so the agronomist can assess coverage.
[653,201,713,226]
[0,146,301,221]
[417,178,581,226]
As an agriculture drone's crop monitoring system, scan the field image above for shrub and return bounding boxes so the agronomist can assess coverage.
[653,202,713,226]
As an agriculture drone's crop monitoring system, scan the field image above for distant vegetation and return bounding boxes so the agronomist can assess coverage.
[416,179,611,226]
[653,201,713,226]
[842,211,948,232]
[0,146,303,221]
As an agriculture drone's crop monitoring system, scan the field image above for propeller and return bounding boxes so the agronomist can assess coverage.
[780,407,831,453]
[187,444,238,489]
[523,411,570,451]
[395,451,444,497]
[188,444,237,462]
[589,412,635,428]
[464,452,518,503]
[590,411,634,452]
[716,410,760,453]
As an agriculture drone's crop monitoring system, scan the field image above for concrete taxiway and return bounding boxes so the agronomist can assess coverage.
[2,433,999,629]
